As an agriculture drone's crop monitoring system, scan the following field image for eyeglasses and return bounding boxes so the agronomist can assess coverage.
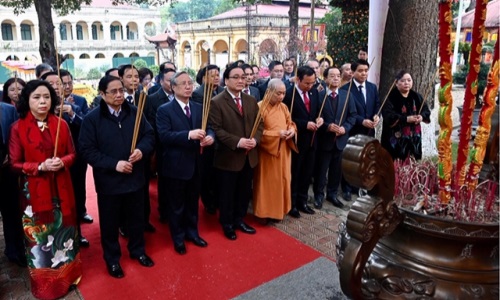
[105,88,126,95]
[228,76,247,81]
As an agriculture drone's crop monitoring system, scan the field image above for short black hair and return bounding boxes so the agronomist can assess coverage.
[268,60,282,72]
[158,68,176,80]
[17,80,57,119]
[297,66,315,81]
[323,66,336,79]
[350,59,370,72]
[98,76,122,93]
[395,70,410,80]
[160,61,176,72]
[2,77,26,104]
[118,64,137,77]
[138,67,153,81]
[59,69,72,79]
[105,68,119,76]
[240,64,253,73]
[196,64,220,85]
[359,47,368,53]
[223,65,243,80]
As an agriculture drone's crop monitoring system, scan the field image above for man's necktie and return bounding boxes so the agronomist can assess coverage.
[303,91,310,113]
[235,97,243,115]
[358,85,365,103]
[331,92,338,120]
[126,95,133,104]
[184,105,191,118]
[244,88,250,94]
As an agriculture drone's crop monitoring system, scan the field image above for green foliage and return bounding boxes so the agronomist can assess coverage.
[326,0,368,67]
[317,7,341,26]
[99,64,111,73]
[182,67,196,79]
[73,67,86,80]
[168,0,223,23]
[214,0,239,15]
[149,64,159,75]
[133,58,148,69]
[87,68,102,80]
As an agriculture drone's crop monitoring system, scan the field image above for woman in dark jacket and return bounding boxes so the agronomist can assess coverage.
[381,70,431,160]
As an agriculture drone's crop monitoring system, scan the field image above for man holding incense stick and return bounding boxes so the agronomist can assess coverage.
[79,76,155,278]
[157,71,214,255]
[209,65,263,240]
[313,67,357,210]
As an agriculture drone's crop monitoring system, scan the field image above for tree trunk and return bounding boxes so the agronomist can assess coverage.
[34,0,57,69]
[287,0,300,61]
[380,0,438,106]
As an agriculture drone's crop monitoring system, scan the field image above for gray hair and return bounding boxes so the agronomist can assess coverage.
[268,78,285,90]
[170,71,189,86]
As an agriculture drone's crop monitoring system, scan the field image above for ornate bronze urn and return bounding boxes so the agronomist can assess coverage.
[336,135,499,299]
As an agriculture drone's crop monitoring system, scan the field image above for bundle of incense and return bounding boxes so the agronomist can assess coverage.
[131,88,148,152]
[249,87,274,140]
[53,39,65,158]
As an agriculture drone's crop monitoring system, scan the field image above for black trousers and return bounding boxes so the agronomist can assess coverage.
[97,189,145,265]
[291,147,316,208]
[166,173,200,245]
[314,147,343,200]
[0,166,24,261]
[70,156,88,218]
[200,147,218,211]
[217,160,253,227]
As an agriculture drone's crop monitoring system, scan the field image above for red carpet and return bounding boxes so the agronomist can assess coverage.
[79,169,322,299]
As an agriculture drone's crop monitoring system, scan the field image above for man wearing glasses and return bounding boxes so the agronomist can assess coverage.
[79,76,155,278]
[209,65,263,240]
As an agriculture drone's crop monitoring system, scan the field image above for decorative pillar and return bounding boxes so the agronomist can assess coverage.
[71,22,77,41]
[367,0,390,86]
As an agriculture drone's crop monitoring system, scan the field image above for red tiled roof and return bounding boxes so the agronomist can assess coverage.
[210,4,328,20]
[456,0,500,28]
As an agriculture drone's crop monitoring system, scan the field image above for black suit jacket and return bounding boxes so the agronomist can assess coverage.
[156,100,214,180]
[145,89,171,132]
[340,80,380,136]
[192,84,225,104]
[282,85,322,151]
[242,86,261,102]
[318,89,357,151]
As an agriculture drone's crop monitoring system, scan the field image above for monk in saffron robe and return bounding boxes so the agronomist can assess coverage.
[253,79,298,221]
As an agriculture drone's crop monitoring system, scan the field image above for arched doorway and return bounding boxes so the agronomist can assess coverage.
[213,39,229,67]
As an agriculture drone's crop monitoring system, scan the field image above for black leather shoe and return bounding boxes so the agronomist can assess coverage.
[144,223,156,233]
[288,208,301,218]
[186,236,208,247]
[342,192,352,202]
[174,243,187,255]
[235,222,256,234]
[79,236,90,248]
[107,263,124,278]
[223,226,237,240]
[299,204,316,215]
[119,227,128,238]
[313,198,323,209]
[133,254,154,267]
[81,213,93,224]
[328,197,345,209]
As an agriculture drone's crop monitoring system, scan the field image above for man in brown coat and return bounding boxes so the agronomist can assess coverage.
[209,65,263,240]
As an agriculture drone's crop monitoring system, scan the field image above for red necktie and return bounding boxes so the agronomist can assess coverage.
[235,97,243,115]
[303,91,310,113]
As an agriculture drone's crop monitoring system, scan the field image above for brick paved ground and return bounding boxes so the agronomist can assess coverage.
[0,192,351,300]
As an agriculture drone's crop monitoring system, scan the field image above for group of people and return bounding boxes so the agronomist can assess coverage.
[0,47,430,299]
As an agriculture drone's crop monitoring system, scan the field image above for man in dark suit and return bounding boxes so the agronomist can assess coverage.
[258,60,284,99]
[339,59,380,200]
[0,102,26,267]
[156,71,214,255]
[192,65,224,104]
[149,61,176,95]
[191,65,224,215]
[118,64,156,233]
[144,68,175,223]
[60,70,92,225]
[209,65,263,240]
[241,64,261,101]
[313,67,357,209]
[283,66,324,218]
